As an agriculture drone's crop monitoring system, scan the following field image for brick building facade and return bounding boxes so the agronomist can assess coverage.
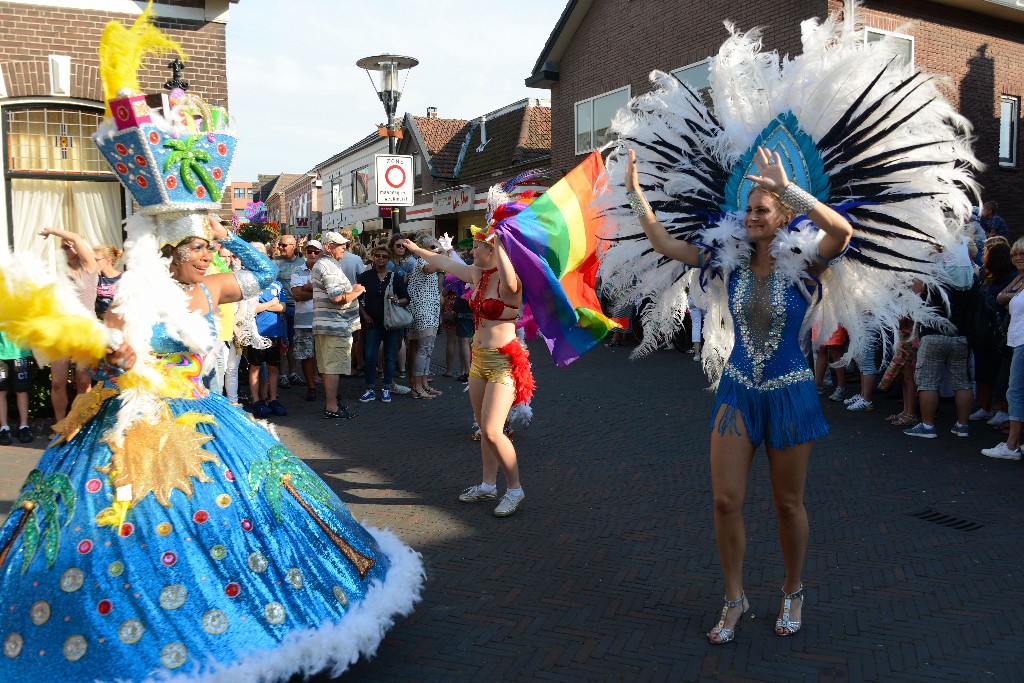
[529,0,1023,232]
[1,0,239,263]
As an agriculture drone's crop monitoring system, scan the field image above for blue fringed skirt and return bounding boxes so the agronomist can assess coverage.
[710,370,829,449]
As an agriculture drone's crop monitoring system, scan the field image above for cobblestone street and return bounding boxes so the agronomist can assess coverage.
[2,342,1022,681]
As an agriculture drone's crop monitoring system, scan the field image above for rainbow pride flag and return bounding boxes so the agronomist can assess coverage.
[493,151,619,367]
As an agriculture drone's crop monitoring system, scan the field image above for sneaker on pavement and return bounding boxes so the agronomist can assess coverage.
[981,442,1022,460]
[252,401,272,419]
[904,422,938,439]
[358,389,376,403]
[493,491,525,517]
[987,411,1010,427]
[289,373,306,386]
[950,423,970,438]
[278,375,290,388]
[381,389,392,403]
[846,397,874,412]
[843,393,863,405]
[17,426,34,443]
[458,484,497,502]
[391,383,412,395]
[828,387,847,402]
[969,408,994,421]
[693,353,701,362]
[0,428,11,446]
[268,399,287,416]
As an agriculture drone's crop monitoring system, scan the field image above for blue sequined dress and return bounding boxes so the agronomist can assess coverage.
[710,266,829,449]
[0,285,422,682]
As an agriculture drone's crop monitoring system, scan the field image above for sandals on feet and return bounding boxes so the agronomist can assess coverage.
[707,593,749,644]
[411,389,434,400]
[775,584,806,636]
[892,413,918,427]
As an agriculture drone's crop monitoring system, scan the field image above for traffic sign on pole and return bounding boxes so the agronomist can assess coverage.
[375,154,414,206]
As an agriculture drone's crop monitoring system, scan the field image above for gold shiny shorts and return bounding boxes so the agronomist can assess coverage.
[468,346,515,387]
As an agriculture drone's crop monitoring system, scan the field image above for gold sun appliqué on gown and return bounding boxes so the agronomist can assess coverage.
[97,404,219,507]
[51,384,120,444]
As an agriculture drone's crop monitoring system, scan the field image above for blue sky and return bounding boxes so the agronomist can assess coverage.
[225,0,566,181]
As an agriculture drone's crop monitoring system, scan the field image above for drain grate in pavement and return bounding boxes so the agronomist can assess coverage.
[905,506,984,531]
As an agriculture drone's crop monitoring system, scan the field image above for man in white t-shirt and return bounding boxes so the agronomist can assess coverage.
[337,228,367,372]
[290,240,322,402]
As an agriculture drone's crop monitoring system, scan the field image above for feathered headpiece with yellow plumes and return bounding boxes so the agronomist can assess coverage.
[98,0,185,117]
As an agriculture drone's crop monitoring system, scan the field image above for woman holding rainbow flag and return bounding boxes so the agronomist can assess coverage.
[399,223,533,517]
[400,160,619,518]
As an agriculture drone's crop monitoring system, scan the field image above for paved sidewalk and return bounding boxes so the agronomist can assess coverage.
[2,342,1022,682]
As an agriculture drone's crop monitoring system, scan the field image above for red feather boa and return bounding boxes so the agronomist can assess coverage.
[497,339,535,407]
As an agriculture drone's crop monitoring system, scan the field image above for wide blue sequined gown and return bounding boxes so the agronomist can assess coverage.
[710,266,829,449]
[0,288,421,682]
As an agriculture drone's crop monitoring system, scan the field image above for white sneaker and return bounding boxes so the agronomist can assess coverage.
[987,411,1010,427]
[458,484,498,502]
[693,352,701,362]
[493,491,525,516]
[981,442,1021,460]
[969,408,994,421]
[846,396,874,412]
[391,383,412,395]
[843,393,863,406]
[828,387,847,402]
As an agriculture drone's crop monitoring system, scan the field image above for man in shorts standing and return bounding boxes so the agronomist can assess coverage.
[273,233,302,387]
[310,231,364,419]
[290,240,322,402]
[0,331,35,445]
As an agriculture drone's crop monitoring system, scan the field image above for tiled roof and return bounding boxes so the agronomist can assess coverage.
[254,173,303,202]
[410,116,470,179]
[457,104,551,180]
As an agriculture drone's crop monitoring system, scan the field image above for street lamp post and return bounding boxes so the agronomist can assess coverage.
[356,54,418,235]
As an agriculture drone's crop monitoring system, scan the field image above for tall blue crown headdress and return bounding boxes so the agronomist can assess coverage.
[91,2,236,248]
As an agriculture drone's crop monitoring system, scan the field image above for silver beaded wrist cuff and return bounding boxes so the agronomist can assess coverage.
[779,183,818,215]
[626,191,652,219]
[234,270,260,299]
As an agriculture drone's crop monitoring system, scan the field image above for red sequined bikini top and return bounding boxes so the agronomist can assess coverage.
[471,268,519,325]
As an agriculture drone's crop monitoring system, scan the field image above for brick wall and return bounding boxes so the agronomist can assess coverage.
[0,3,229,108]
[837,0,1024,235]
[547,0,1023,231]
[547,0,824,176]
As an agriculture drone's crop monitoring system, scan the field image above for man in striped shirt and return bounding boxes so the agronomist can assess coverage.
[310,231,365,419]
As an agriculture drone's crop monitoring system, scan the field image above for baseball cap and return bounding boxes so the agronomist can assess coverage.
[306,239,323,250]
[322,231,349,247]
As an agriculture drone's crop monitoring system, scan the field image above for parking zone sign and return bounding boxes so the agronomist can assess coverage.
[375,154,414,206]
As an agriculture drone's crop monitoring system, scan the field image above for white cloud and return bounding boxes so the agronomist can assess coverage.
[226,0,566,181]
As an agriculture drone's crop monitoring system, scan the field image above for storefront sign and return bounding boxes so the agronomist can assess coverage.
[433,186,476,214]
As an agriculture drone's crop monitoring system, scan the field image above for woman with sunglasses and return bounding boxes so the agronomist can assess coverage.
[357,246,410,402]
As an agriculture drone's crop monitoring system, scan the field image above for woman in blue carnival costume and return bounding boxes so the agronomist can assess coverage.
[0,6,422,681]
[599,8,978,645]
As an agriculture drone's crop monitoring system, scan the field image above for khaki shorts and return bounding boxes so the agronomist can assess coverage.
[315,334,352,375]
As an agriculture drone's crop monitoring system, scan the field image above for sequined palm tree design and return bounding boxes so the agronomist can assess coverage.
[0,470,76,573]
[249,445,375,578]
[163,133,222,201]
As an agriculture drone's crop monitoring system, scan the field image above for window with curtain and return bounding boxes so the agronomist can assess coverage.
[5,106,122,265]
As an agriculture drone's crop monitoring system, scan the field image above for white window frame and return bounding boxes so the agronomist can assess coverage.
[670,57,713,109]
[351,165,371,206]
[1000,95,1019,168]
[864,28,914,68]
[574,85,630,156]
[331,178,344,211]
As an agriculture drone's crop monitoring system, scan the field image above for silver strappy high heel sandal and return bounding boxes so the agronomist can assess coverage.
[707,593,749,644]
[775,584,806,636]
